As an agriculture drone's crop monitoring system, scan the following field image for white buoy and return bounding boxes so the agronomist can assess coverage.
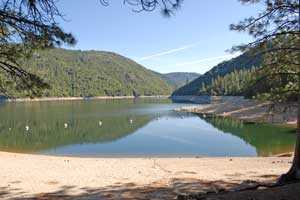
[64,123,68,128]
[203,114,206,118]
[25,126,29,131]
[99,121,102,126]
[130,119,133,124]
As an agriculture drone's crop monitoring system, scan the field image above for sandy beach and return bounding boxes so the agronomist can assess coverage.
[0,151,294,199]
[0,96,298,199]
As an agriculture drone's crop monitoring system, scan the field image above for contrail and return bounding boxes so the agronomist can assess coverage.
[137,43,199,61]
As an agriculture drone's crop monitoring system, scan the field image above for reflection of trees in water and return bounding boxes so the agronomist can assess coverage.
[165,111,196,119]
[198,114,296,156]
[0,99,164,153]
[0,98,193,153]
[0,115,154,153]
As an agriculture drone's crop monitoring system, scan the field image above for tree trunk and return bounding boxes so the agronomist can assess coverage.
[279,0,300,178]
[278,0,300,183]
[278,99,300,184]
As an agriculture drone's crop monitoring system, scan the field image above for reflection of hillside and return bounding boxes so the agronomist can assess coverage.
[198,115,296,156]
[0,116,153,153]
[0,99,163,153]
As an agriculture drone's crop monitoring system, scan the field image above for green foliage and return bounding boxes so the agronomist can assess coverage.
[172,52,262,96]
[2,49,173,97]
[0,0,181,96]
[202,68,256,96]
[229,0,300,105]
[252,35,300,105]
[231,0,300,180]
[0,1,75,95]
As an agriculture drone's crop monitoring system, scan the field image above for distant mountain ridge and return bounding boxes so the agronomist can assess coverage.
[162,72,201,89]
[172,52,263,96]
[153,71,200,89]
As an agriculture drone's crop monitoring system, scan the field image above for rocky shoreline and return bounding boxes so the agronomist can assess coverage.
[174,96,296,125]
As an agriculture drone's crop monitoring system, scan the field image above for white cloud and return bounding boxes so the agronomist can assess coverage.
[137,43,199,61]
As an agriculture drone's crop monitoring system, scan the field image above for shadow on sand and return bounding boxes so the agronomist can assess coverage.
[2,176,299,200]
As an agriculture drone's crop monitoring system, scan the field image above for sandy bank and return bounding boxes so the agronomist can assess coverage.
[0,151,293,199]
[1,95,170,102]
[176,96,297,124]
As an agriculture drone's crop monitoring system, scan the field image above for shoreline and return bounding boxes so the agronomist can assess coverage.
[0,151,293,199]
[1,95,297,199]
[0,95,170,102]
[174,96,297,125]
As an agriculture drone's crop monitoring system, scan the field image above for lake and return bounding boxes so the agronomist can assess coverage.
[0,98,296,157]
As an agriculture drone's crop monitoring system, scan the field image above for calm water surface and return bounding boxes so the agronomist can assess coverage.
[0,98,296,157]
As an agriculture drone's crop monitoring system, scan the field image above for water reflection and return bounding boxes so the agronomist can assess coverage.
[198,115,296,156]
[0,98,296,157]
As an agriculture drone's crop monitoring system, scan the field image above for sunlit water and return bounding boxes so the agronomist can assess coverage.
[0,98,296,157]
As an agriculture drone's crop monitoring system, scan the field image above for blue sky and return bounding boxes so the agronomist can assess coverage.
[57,1,261,74]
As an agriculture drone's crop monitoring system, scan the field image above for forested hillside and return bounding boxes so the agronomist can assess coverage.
[200,68,256,96]
[172,52,263,96]
[4,49,173,97]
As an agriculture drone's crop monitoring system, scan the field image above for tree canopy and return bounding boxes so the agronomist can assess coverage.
[0,0,182,96]
[0,0,75,96]
[231,0,300,182]
[100,0,182,16]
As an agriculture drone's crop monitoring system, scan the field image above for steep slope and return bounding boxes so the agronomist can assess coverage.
[172,52,263,96]
[13,49,173,97]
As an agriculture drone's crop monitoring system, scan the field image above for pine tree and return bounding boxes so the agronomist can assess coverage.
[231,0,300,182]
